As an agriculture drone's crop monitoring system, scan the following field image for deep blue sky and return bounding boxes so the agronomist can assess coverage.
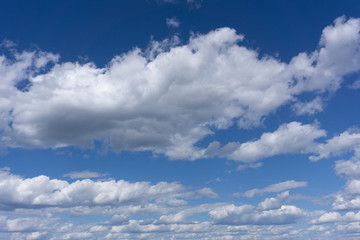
[2,0,360,65]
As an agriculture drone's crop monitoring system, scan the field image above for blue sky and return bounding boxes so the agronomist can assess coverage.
[1,0,360,239]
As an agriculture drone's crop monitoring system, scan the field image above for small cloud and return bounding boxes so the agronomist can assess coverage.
[236,180,308,198]
[292,97,324,116]
[166,17,180,28]
[0,39,16,48]
[348,79,360,90]
[63,170,108,179]
[154,0,178,5]
[206,177,223,184]
[187,0,202,9]
[237,162,263,171]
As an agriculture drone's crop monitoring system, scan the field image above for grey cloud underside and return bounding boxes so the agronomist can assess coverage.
[1,17,360,161]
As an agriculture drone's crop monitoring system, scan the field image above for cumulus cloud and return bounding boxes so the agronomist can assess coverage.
[1,17,360,160]
[335,151,360,179]
[166,17,180,28]
[156,204,217,224]
[0,168,215,210]
[292,97,324,115]
[309,129,360,161]
[219,121,360,164]
[314,211,360,224]
[241,180,307,198]
[331,148,360,211]
[257,191,290,210]
[224,122,325,162]
[209,204,305,225]
[333,179,360,210]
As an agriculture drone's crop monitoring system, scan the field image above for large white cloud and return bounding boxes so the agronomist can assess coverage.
[1,17,360,160]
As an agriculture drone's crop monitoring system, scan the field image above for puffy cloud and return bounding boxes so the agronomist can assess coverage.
[314,211,360,224]
[332,149,360,211]
[0,17,359,160]
[315,212,342,223]
[333,179,360,210]
[209,204,305,225]
[224,122,325,162]
[166,17,180,28]
[292,97,324,115]
[335,157,360,179]
[157,204,217,224]
[257,191,290,210]
[241,180,307,198]
[309,129,360,161]
[0,168,215,210]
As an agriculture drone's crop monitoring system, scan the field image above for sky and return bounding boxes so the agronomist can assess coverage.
[1,0,360,239]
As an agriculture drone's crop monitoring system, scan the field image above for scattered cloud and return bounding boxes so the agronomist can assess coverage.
[209,204,305,225]
[237,162,263,171]
[348,79,360,89]
[186,0,202,9]
[332,150,360,210]
[258,191,291,210]
[293,97,324,115]
[309,129,360,161]
[241,180,307,198]
[63,170,108,179]
[166,17,180,28]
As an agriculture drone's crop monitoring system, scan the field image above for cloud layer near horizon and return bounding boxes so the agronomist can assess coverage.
[1,17,360,161]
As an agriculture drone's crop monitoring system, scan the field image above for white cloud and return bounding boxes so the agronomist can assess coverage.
[331,150,360,211]
[224,122,326,162]
[63,170,108,179]
[309,129,360,161]
[257,191,290,210]
[292,97,324,115]
[237,162,263,171]
[209,204,305,225]
[186,0,202,9]
[0,17,360,160]
[333,179,360,210]
[241,180,307,198]
[156,204,217,224]
[166,17,180,28]
[348,79,360,89]
[0,169,215,210]
[314,211,360,224]
[335,154,360,179]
